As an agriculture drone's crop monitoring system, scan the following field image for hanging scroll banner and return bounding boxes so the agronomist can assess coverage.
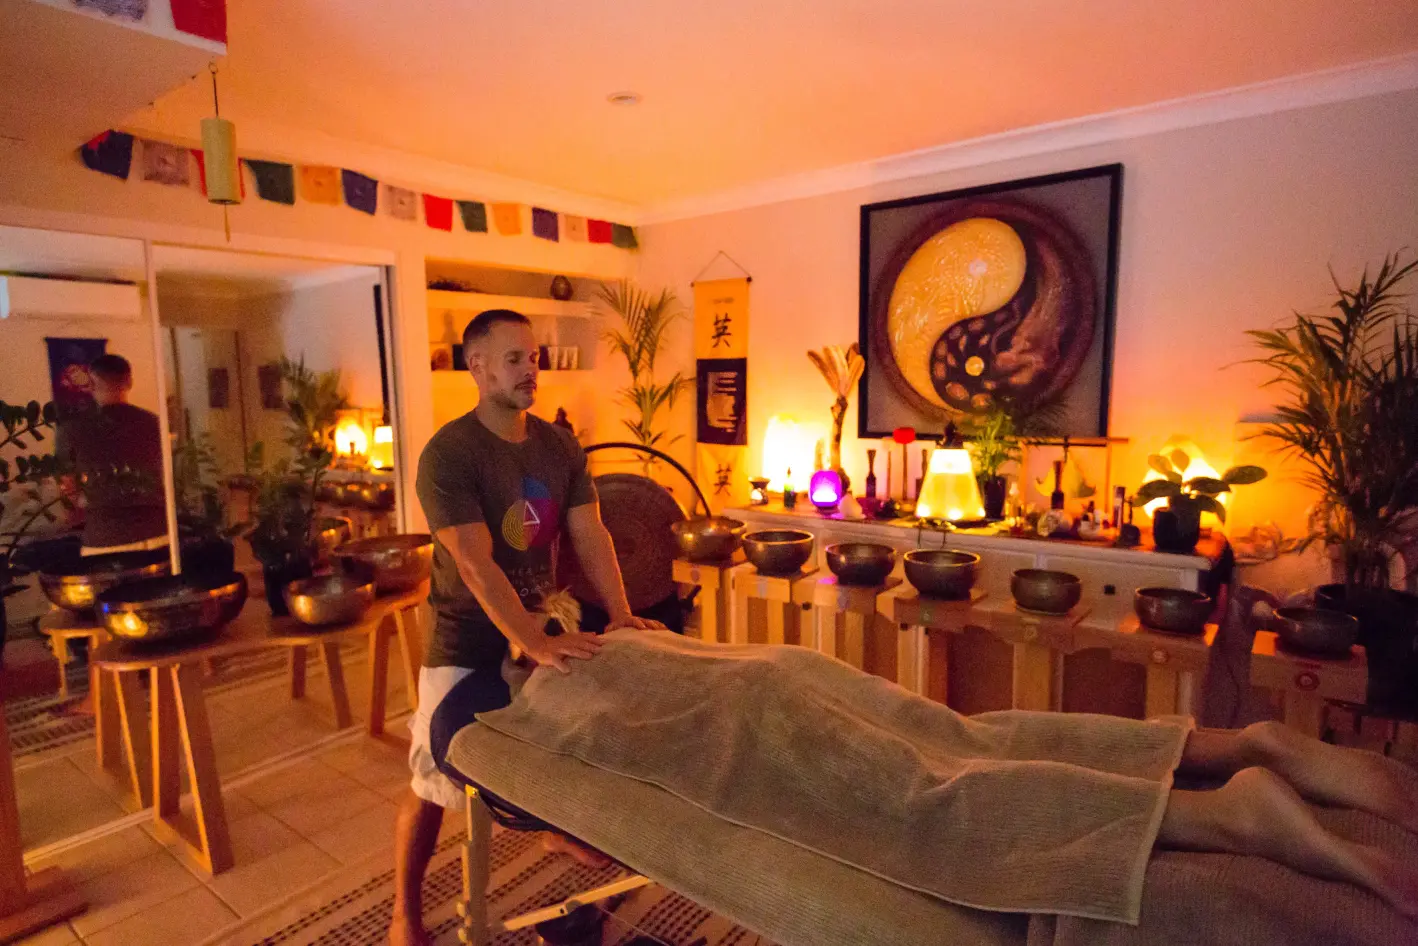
[693,277,750,512]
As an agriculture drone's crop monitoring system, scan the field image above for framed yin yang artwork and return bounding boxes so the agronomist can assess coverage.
[858,164,1122,439]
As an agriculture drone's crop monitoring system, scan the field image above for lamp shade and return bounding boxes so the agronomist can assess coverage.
[914,447,985,521]
[809,469,843,511]
[200,116,241,205]
[369,425,395,469]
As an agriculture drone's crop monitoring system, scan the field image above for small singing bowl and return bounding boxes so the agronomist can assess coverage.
[98,571,248,644]
[742,530,814,577]
[1272,607,1360,657]
[903,549,980,599]
[1011,569,1082,615]
[39,551,170,614]
[333,534,433,593]
[315,517,354,555]
[1135,587,1213,635]
[826,543,897,587]
[672,516,745,563]
[284,574,376,627]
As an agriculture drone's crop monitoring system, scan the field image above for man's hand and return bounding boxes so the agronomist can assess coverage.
[518,620,603,673]
[607,613,667,632]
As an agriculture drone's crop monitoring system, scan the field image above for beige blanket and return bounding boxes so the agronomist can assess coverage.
[475,629,1190,924]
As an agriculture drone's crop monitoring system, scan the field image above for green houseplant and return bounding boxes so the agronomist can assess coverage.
[173,433,242,576]
[0,400,71,647]
[963,397,1062,519]
[1129,448,1267,552]
[597,280,692,472]
[1247,252,1418,705]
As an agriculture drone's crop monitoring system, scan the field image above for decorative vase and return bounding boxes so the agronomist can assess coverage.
[262,557,313,617]
[980,476,1008,520]
[1153,499,1201,553]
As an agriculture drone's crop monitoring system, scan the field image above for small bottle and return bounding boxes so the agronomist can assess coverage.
[1112,485,1126,530]
[1050,459,1065,511]
[864,449,878,499]
[782,468,798,510]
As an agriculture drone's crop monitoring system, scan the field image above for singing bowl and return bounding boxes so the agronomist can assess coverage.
[1011,569,1082,615]
[903,549,979,599]
[98,571,248,643]
[1135,587,1213,635]
[826,542,898,586]
[1272,607,1360,657]
[672,516,745,563]
[742,530,814,577]
[359,482,396,510]
[333,534,433,593]
[315,517,353,554]
[284,574,376,627]
[39,550,170,614]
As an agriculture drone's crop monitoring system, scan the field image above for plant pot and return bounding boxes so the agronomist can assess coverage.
[262,558,313,617]
[1153,499,1201,553]
[1315,583,1418,713]
[980,475,1007,520]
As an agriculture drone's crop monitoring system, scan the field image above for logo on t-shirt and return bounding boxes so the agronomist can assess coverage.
[501,477,559,552]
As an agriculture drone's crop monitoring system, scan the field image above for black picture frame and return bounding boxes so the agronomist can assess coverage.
[857,163,1123,440]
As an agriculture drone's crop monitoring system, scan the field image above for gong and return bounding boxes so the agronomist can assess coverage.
[869,198,1096,419]
[557,472,686,611]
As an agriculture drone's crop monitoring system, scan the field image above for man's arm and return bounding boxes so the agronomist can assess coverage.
[436,521,600,672]
[566,502,664,631]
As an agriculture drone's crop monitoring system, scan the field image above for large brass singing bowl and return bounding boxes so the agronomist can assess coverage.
[672,516,745,563]
[742,530,814,577]
[333,534,433,593]
[98,572,248,643]
[903,549,979,599]
[1135,587,1212,635]
[39,551,170,614]
[1272,606,1359,657]
[1011,569,1082,615]
[826,542,897,586]
[284,574,376,627]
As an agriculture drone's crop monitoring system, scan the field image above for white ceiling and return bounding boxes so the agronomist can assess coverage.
[118,0,1418,209]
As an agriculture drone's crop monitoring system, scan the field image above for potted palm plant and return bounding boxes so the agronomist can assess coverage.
[1248,253,1418,706]
[963,397,1062,520]
[597,280,692,474]
[173,433,242,577]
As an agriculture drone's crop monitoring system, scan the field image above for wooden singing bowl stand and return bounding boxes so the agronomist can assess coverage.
[727,561,818,647]
[876,584,988,700]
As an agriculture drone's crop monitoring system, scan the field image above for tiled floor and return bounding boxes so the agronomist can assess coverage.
[13,639,418,946]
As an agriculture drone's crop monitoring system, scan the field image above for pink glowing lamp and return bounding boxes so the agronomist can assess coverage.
[809,469,844,512]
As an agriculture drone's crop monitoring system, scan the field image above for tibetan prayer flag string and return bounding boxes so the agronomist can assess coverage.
[385,185,418,221]
[341,170,378,214]
[611,223,638,249]
[457,200,488,233]
[531,207,559,241]
[73,0,148,21]
[193,149,246,199]
[170,0,227,44]
[299,165,341,205]
[587,219,613,244]
[79,131,134,180]
[423,194,454,231]
[140,139,190,186]
[244,159,295,204]
[491,203,523,236]
[562,214,588,242]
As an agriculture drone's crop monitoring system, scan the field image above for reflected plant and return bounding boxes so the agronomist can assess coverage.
[597,280,692,470]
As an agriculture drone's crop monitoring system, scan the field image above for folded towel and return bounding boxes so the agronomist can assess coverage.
[476,629,1191,924]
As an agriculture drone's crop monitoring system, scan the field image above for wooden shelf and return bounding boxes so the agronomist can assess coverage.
[426,290,591,317]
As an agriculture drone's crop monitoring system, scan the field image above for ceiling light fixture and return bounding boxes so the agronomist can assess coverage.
[606,91,642,106]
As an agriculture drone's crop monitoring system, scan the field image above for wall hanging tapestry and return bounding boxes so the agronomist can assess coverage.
[694,275,751,511]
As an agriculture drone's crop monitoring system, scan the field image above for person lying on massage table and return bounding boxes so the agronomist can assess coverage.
[390,308,663,946]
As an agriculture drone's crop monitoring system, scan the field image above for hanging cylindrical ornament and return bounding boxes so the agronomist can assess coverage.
[201,116,240,205]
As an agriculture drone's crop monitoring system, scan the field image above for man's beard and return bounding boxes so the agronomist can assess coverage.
[490,387,533,410]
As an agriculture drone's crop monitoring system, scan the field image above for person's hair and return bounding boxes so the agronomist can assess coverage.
[462,309,531,356]
[90,354,133,385]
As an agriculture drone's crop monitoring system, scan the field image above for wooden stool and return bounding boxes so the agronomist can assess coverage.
[794,574,902,670]
[36,613,106,700]
[1074,611,1217,718]
[958,597,1087,712]
[728,562,817,646]
[876,585,987,699]
[1250,631,1367,738]
[672,558,737,643]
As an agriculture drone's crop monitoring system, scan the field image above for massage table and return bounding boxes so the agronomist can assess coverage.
[430,637,1418,946]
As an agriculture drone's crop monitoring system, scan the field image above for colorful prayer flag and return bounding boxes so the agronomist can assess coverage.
[531,207,559,241]
[562,215,588,242]
[140,139,190,186]
[245,159,295,204]
[587,219,613,244]
[299,165,341,205]
[385,185,418,221]
[611,223,638,249]
[73,0,148,21]
[170,0,226,43]
[79,131,134,180]
[341,170,378,214]
[457,200,488,233]
[193,149,246,199]
[491,203,523,236]
[423,194,454,231]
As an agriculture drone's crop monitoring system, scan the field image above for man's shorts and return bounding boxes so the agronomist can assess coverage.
[407,659,526,809]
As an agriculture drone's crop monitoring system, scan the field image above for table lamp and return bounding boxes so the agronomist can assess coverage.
[914,426,985,522]
[809,470,843,512]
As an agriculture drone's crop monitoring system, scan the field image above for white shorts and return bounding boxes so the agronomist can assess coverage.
[407,660,528,809]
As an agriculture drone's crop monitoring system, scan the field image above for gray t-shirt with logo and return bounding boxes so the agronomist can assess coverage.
[415,411,596,668]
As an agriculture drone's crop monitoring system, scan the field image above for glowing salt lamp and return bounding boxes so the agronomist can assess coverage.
[334,419,369,457]
[915,447,986,522]
[369,425,395,470]
[763,415,817,492]
[809,470,843,512]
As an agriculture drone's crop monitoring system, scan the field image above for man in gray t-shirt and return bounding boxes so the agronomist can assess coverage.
[393,309,660,946]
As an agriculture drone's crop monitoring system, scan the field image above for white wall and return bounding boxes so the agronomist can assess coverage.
[274,272,385,412]
[635,87,1418,592]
